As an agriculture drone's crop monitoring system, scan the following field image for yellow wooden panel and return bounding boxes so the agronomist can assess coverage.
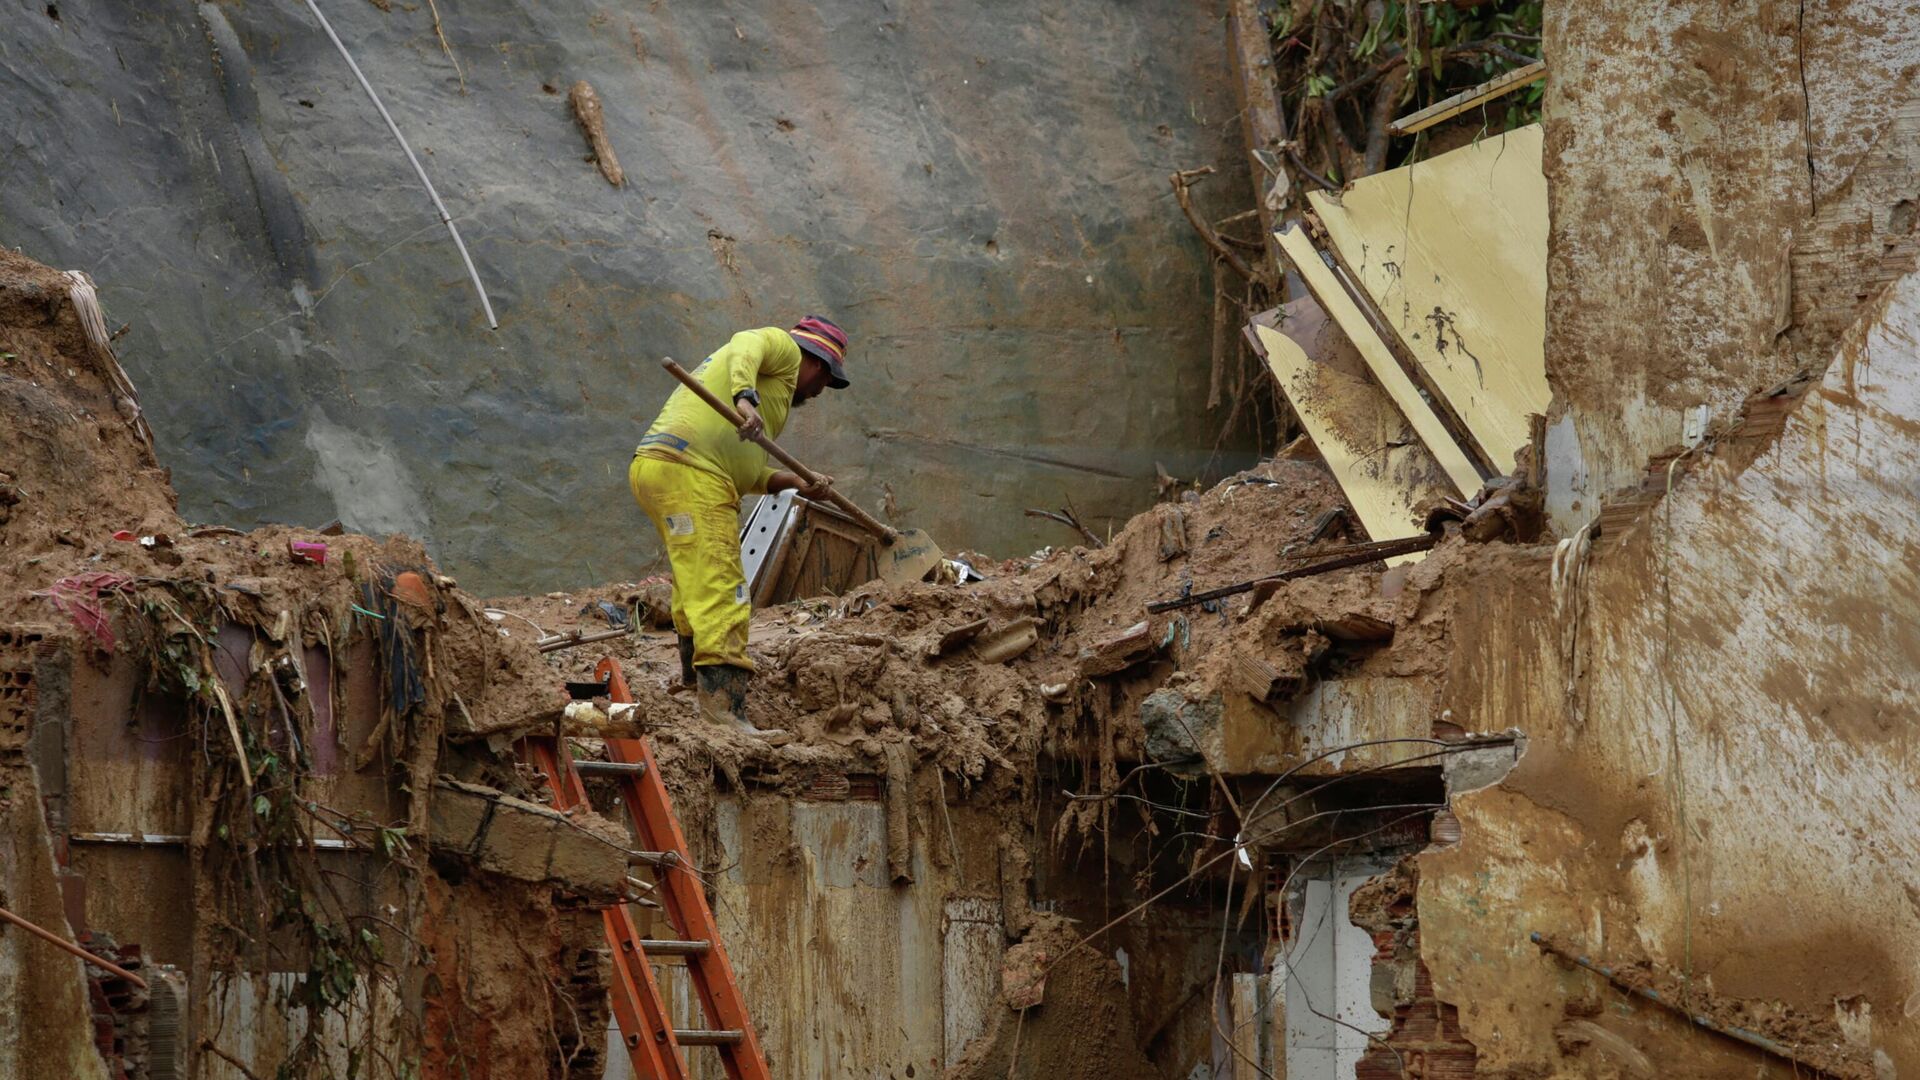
[1255,319,1450,552]
[1275,224,1480,495]
[1307,124,1550,473]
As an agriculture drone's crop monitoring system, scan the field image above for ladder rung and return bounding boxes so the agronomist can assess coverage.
[524,658,765,1078]
[674,1029,743,1047]
[573,760,649,778]
[639,938,711,957]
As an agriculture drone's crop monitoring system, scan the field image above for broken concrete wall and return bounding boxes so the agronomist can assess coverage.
[1540,0,1920,522]
[0,763,111,1080]
[630,777,1232,1079]
[30,629,621,1080]
[1,0,1252,593]
[1369,6,1920,1076]
[686,784,971,1078]
[1419,224,1920,1078]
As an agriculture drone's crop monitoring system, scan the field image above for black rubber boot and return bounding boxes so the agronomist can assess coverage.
[694,664,785,739]
[676,635,696,687]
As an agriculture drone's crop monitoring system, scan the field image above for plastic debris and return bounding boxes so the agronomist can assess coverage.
[34,572,135,652]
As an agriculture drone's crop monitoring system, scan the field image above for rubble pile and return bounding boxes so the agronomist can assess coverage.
[1,242,1510,1078]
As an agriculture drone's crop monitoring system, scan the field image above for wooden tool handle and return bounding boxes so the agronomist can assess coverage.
[660,359,899,543]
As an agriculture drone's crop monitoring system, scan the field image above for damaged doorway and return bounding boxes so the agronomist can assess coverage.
[1279,857,1394,1077]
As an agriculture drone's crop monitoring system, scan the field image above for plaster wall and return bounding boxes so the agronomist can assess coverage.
[1540,0,1920,521]
[1422,263,1920,1076]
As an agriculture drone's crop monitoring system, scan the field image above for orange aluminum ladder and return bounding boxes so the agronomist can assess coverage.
[522,656,770,1080]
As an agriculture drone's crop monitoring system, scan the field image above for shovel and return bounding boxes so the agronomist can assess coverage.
[660,359,946,586]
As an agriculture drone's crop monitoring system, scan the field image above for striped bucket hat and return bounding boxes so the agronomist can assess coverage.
[790,316,851,389]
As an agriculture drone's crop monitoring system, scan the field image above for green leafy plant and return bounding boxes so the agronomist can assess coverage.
[1267,0,1544,192]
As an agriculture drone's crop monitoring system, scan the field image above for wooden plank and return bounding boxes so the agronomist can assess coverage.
[1251,302,1454,550]
[1273,225,1482,493]
[1388,60,1546,136]
[1306,125,1550,473]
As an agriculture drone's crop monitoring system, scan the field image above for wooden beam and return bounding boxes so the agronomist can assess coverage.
[1389,60,1547,136]
[1224,0,1291,266]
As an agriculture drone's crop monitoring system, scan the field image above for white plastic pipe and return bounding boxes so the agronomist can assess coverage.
[302,0,499,329]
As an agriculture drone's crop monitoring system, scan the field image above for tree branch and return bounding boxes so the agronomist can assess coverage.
[1024,506,1104,549]
[1324,39,1540,107]
[200,1041,268,1080]
[1363,67,1411,176]
[1170,168,1255,280]
[1444,40,1542,67]
[1327,55,1409,104]
[1282,144,1338,192]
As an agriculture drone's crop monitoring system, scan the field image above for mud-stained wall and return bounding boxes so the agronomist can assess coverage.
[0,765,111,1080]
[1540,1,1920,520]
[1436,6,1920,1071]
[1421,264,1920,1076]
[691,789,967,1078]
[0,0,1250,593]
[640,781,1232,1079]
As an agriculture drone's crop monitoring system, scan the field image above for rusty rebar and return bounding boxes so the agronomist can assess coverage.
[0,903,148,990]
[1145,532,1439,612]
[1529,933,1844,1079]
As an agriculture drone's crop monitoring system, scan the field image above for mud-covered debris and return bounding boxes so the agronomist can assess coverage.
[882,742,913,884]
[1156,505,1187,561]
[430,779,629,898]
[1314,611,1394,641]
[925,615,989,659]
[972,616,1038,663]
[1140,686,1216,777]
[1232,650,1294,704]
[569,80,625,186]
[1074,619,1154,677]
[1001,938,1048,1009]
[946,913,1158,1079]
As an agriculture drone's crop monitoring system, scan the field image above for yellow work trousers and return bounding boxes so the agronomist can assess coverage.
[628,455,755,671]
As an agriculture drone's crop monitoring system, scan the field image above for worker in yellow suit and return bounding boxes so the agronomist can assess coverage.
[629,317,850,735]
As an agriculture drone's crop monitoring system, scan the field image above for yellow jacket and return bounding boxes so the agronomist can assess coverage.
[636,327,800,495]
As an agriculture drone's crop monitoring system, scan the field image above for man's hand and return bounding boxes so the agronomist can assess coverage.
[769,471,834,500]
[798,473,835,501]
[734,397,764,441]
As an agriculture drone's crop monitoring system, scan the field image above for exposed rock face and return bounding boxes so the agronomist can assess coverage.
[1,1,1251,592]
